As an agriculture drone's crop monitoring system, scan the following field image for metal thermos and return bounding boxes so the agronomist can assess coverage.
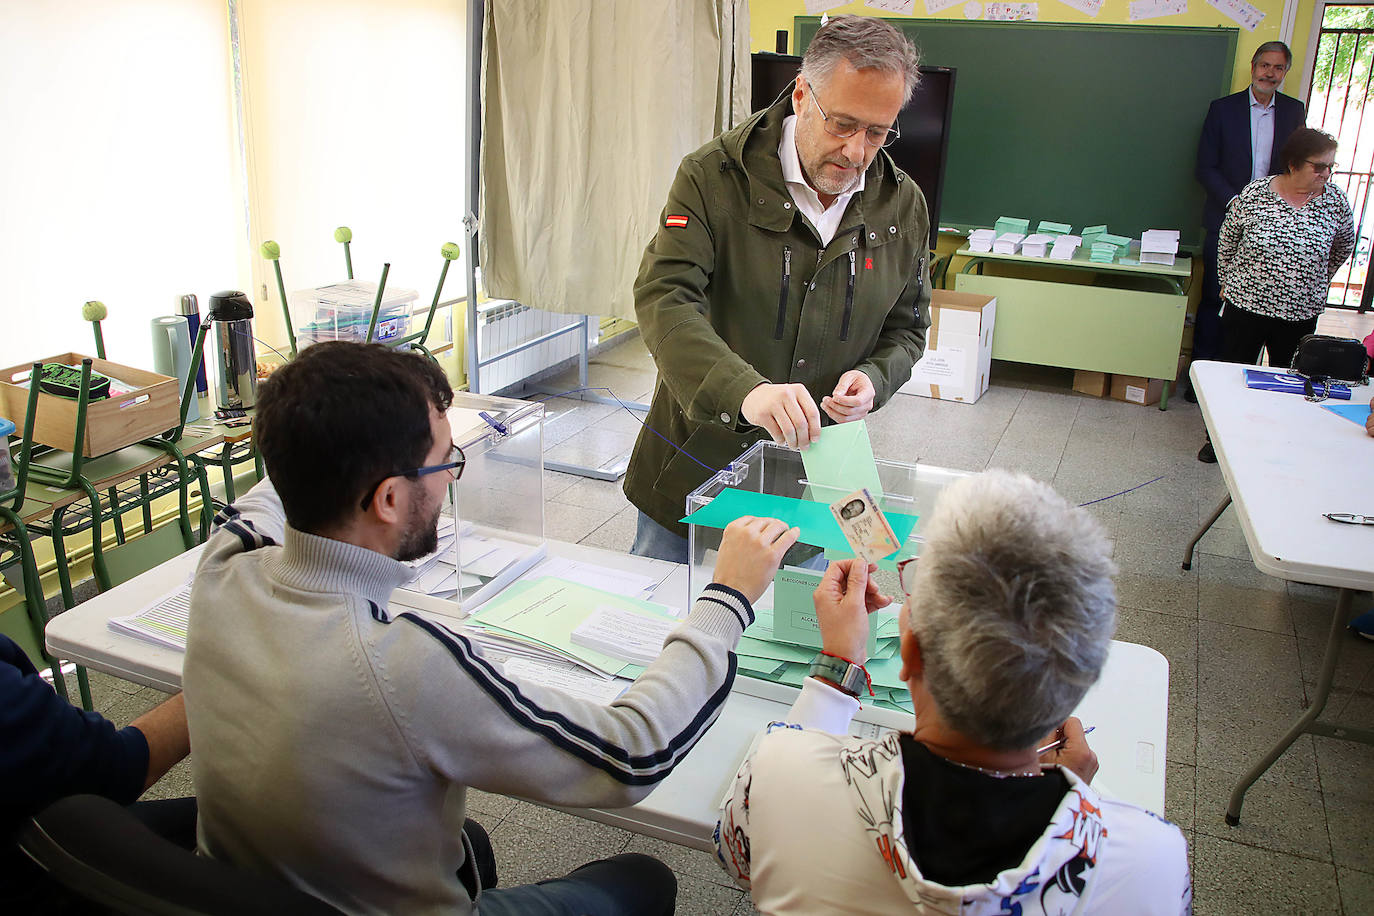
[207,290,257,410]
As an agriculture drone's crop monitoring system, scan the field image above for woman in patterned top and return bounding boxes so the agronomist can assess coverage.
[1216,127,1356,366]
[1197,128,1356,463]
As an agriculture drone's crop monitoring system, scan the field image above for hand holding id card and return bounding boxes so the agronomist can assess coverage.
[830,487,901,564]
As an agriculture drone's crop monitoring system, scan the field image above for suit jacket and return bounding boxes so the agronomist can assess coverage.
[1196,88,1306,234]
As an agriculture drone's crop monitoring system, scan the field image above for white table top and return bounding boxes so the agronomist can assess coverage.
[47,537,1169,851]
[1191,360,1374,589]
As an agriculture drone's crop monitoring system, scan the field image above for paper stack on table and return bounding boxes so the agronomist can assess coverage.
[1139,229,1180,266]
[967,228,995,252]
[1080,224,1108,248]
[1050,234,1082,260]
[1036,220,1073,236]
[993,232,1025,254]
[1089,233,1132,263]
[1020,233,1056,257]
[993,215,1030,237]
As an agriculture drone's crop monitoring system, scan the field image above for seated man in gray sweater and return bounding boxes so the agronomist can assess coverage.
[184,341,800,916]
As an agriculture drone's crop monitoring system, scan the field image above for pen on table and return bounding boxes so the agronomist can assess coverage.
[1037,725,1095,756]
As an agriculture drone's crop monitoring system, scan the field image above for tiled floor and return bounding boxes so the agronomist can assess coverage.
[96,318,1373,915]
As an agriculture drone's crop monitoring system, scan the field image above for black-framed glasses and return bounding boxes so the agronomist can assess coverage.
[804,79,900,148]
[359,442,466,510]
[1305,159,1338,174]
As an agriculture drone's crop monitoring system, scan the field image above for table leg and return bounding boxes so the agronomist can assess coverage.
[1159,381,1170,411]
[1226,587,1357,825]
[1182,493,1231,570]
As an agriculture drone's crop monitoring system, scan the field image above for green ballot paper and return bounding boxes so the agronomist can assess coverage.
[800,420,883,504]
[769,566,879,656]
[681,488,918,555]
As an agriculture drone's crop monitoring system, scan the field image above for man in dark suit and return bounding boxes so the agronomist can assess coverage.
[1193,41,1306,416]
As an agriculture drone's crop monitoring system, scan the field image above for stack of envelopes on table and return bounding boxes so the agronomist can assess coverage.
[735,602,913,714]
[993,215,1030,237]
[1020,233,1055,257]
[1139,229,1180,266]
[967,228,995,252]
[1035,220,1073,236]
[1089,233,1132,263]
[993,232,1025,254]
[1050,234,1082,260]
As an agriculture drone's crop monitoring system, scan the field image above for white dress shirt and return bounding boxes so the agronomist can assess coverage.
[1250,88,1276,181]
[779,114,863,247]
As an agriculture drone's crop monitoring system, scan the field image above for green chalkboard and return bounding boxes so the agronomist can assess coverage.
[797,18,1237,248]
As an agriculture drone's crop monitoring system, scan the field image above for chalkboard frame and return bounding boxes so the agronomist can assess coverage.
[796,17,1238,248]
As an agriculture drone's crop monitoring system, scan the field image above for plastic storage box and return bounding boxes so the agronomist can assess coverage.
[292,280,418,348]
[685,440,970,603]
[393,390,545,616]
[0,417,14,493]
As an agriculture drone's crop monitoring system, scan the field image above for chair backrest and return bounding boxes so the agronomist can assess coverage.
[0,367,41,512]
[18,795,344,916]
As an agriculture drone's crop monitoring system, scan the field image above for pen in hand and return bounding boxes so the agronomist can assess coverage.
[1037,725,1095,756]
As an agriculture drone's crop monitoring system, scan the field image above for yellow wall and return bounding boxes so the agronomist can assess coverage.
[750,0,1320,97]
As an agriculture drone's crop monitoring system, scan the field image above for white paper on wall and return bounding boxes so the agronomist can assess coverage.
[964,1,983,18]
[866,0,918,12]
[1129,0,1188,20]
[1206,0,1264,30]
[985,1,1039,19]
[805,0,849,14]
[1057,0,1103,15]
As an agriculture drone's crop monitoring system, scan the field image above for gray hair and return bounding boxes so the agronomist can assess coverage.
[1252,40,1292,67]
[907,470,1117,751]
[800,15,921,106]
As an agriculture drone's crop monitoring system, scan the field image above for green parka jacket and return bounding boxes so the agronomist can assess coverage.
[623,92,933,537]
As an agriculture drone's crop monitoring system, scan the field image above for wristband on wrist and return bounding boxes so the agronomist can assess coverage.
[809,651,874,698]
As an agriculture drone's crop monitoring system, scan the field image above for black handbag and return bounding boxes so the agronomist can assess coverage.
[1289,334,1370,400]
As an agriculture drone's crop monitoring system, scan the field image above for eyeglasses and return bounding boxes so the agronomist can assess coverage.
[1305,159,1338,174]
[359,442,466,510]
[804,79,900,148]
[897,556,919,599]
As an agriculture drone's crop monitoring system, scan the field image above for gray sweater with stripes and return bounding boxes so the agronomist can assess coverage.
[184,479,752,915]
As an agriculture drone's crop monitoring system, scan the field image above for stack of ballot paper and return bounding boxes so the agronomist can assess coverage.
[993,216,1030,237]
[1050,235,1082,260]
[993,232,1025,254]
[1080,224,1108,248]
[1089,233,1132,263]
[1020,233,1055,258]
[1139,229,1180,266]
[967,228,995,252]
[463,577,679,679]
[1036,220,1073,236]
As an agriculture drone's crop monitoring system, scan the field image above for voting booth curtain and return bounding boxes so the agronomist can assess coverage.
[479,0,751,320]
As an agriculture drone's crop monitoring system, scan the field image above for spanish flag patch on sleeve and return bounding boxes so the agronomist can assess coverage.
[665,214,690,229]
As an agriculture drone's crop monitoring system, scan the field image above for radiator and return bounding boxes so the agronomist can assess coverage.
[475,300,590,393]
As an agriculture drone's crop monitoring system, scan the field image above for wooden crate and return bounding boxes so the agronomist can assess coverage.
[0,353,180,457]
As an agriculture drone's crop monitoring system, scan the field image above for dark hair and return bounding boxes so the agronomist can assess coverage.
[254,342,453,533]
[1280,127,1338,174]
[800,15,921,105]
[1251,41,1292,67]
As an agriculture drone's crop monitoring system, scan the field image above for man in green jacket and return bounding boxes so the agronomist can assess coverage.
[624,15,933,562]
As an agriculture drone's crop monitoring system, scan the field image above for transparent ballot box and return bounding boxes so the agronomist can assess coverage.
[396,390,545,614]
[685,440,969,603]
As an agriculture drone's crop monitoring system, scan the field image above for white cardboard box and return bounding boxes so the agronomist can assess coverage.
[898,290,997,404]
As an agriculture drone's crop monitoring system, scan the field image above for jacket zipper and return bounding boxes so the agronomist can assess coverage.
[774,246,791,340]
[839,250,856,341]
[916,255,926,299]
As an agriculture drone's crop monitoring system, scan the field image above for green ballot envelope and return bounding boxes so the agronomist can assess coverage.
[769,566,878,656]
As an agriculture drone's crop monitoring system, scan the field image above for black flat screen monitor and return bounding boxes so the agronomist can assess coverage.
[751,53,955,251]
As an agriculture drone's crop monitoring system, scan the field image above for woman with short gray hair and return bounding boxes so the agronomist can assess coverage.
[717,470,1191,914]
